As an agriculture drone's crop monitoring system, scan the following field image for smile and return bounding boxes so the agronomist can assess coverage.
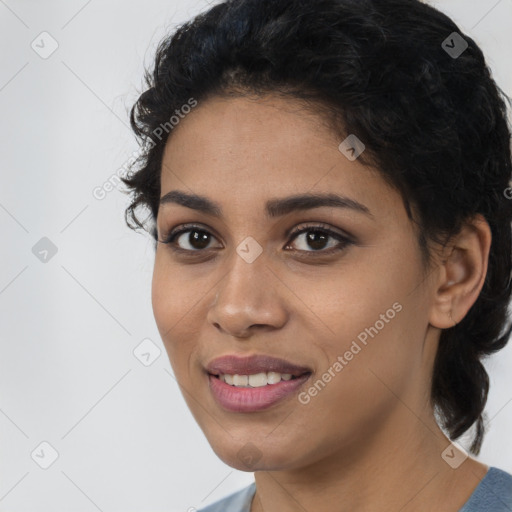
[208,372,311,412]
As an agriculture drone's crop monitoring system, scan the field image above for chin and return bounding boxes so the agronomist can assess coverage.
[209,439,299,472]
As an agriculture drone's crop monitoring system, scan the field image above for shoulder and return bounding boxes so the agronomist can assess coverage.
[197,482,256,512]
[459,466,512,512]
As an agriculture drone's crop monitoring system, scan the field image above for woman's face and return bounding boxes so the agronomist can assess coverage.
[152,94,439,471]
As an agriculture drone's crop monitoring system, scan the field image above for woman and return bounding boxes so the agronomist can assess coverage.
[122,0,512,510]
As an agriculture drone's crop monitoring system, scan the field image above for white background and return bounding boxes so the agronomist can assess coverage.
[0,1,511,511]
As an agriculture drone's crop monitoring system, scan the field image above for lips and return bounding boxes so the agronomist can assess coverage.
[205,354,312,377]
[208,372,311,412]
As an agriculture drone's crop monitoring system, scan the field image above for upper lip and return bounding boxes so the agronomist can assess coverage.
[206,354,312,377]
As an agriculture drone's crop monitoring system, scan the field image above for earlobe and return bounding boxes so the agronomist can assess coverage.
[429,215,491,329]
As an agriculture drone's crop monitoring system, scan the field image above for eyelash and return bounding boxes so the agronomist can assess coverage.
[158,222,354,257]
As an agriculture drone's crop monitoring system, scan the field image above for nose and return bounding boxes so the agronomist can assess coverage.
[206,251,288,338]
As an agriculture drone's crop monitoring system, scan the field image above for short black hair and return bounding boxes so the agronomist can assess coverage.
[122,0,512,454]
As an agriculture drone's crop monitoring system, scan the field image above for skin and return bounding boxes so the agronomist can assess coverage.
[152,93,491,512]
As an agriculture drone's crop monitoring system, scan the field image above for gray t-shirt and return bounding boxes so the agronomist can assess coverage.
[197,467,512,512]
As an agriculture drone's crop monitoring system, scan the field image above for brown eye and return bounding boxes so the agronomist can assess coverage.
[159,222,353,257]
[285,225,353,254]
[161,226,221,251]
[176,229,212,250]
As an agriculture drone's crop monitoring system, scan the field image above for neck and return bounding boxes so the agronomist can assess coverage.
[250,406,487,512]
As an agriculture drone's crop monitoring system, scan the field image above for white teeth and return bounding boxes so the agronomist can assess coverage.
[219,372,298,387]
[266,371,281,385]
[248,372,268,387]
[233,374,248,386]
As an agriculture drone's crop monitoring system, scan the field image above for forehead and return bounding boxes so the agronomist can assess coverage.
[159,94,397,219]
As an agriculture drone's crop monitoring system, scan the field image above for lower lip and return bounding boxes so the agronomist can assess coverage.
[208,373,311,413]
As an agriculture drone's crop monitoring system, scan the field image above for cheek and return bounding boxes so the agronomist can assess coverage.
[151,252,200,330]
[151,258,173,335]
[293,306,419,450]
[299,243,424,392]
[151,255,197,370]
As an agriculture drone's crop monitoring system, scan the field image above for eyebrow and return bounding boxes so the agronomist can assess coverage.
[159,190,373,219]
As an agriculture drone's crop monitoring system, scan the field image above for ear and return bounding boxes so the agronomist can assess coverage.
[429,214,491,329]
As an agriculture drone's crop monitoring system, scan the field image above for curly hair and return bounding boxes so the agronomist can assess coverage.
[121,0,512,454]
